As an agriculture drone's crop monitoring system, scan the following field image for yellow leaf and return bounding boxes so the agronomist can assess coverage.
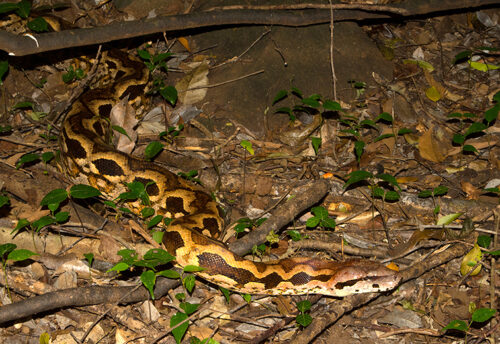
[178,37,191,52]
[460,243,482,276]
[386,262,399,272]
[425,86,441,102]
[469,60,499,72]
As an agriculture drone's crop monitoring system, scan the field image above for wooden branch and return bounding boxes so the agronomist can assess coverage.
[0,277,180,324]
[1,0,498,57]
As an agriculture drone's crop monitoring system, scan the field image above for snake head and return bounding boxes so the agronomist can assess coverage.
[328,259,401,297]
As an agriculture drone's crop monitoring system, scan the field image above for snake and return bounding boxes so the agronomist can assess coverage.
[60,50,401,297]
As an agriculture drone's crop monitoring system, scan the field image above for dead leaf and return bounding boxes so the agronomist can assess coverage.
[460,181,481,200]
[110,98,138,154]
[424,70,462,102]
[178,37,191,52]
[176,62,209,105]
[418,126,451,162]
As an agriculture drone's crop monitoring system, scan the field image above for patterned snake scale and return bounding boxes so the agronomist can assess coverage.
[60,50,401,296]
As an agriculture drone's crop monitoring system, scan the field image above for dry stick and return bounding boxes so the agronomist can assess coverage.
[491,206,499,339]
[212,29,271,69]
[3,0,499,57]
[291,242,471,344]
[207,3,409,14]
[328,0,337,100]
[178,70,264,93]
[0,277,180,324]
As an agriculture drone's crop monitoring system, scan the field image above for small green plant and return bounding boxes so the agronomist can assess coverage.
[418,185,449,215]
[0,0,49,33]
[286,229,309,242]
[234,217,267,236]
[295,300,312,327]
[451,92,500,154]
[62,65,86,83]
[0,193,10,208]
[452,47,499,72]
[0,60,8,85]
[0,243,38,299]
[178,170,202,185]
[344,170,401,201]
[272,87,342,122]
[306,206,335,230]
[348,80,367,98]
[442,306,496,341]
[137,48,177,106]
[240,140,254,155]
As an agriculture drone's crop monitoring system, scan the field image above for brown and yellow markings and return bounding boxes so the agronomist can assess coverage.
[60,50,401,297]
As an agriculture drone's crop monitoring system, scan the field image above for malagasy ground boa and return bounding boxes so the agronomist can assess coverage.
[60,50,401,297]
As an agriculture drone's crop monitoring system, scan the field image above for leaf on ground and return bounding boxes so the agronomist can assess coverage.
[418,126,451,162]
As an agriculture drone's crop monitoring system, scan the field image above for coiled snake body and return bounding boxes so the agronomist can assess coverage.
[60,50,400,296]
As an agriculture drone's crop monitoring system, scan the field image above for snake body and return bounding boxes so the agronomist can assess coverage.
[60,50,400,296]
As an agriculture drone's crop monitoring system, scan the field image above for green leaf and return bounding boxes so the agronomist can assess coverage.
[0,195,9,208]
[291,87,303,98]
[13,219,29,233]
[117,249,138,266]
[7,249,38,261]
[70,184,101,199]
[493,90,500,103]
[40,189,68,206]
[397,128,413,135]
[145,141,164,160]
[184,265,205,273]
[296,313,312,327]
[433,186,448,196]
[0,3,19,14]
[448,112,463,118]
[275,107,292,117]
[0,243,16,257]
[111,125,131,141]
[477,235,491,249]
[158,269,181,279]
[15,0,31,18]
[463,145,478,153]
[403,59,435,71]
[374,133,395,142]
[384,190,400,201]
[442,319,468,332]
[377,112,393,123]
[305,216,320,228]
[436,213,462,226]
[242,294,252,303]
[32,215,55,231]
[83,253,94,267]
[180,301,199,315]
[240,140,254,155]
[452,50,472,64]
[344,170,373,189]
[143,248,175,265]
[147,215,163,229]
[54,211,69,223]
[372,187,385,198]
[170,312,189,344]
[141,207,155,218]
[489,250,500,256]
[471,308,496,323]
[141,270,156,299]
[27,17,49,32]
[175,293,186,301]
[16,153,40,168]
[323,100,342,111]
[0,125,12,133]
[273,90,287,104]
[219,287,231,302]
[137,49,151,60]
[296,300,311,312]
[287,230,302,241]
[0,60,8,85]
[452,133,465,145]
[359,119,377,129]
[465,122,487,137]
[107,262,130,273]
[376,173,401,190]
[310,136,321,155]
[311,206,328,219]
[183,274,196,293]
[41,151,54,164]
[484,104,500,124]
[160,86,177,106]
[301,97,320,108]
[418,190,432,198]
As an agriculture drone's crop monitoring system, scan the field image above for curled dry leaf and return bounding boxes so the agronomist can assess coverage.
[110,98,138,154]
[176,61,209,105]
